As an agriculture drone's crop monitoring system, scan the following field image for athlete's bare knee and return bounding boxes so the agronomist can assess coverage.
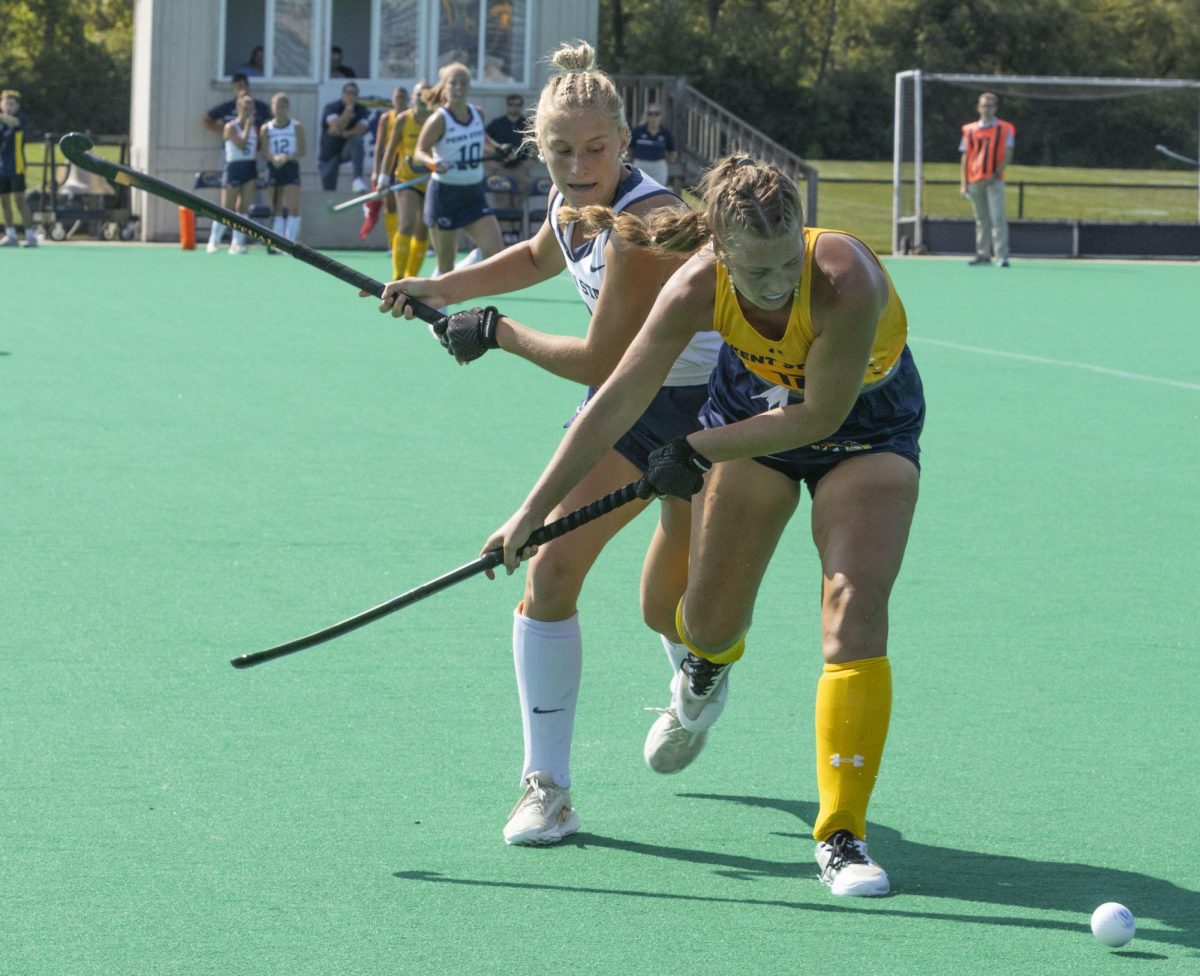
[522,548,586,620]
[821,576,889,663]
[679,601,747,657]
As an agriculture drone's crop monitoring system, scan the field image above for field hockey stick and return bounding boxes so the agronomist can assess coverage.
[230,479,647,669]
[328,173,430,213]
[57,132,442,321]
[1154,144,1200,167]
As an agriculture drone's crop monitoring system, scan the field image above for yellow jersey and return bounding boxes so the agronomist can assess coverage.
[385,109,424,182]
[711,227,908,396]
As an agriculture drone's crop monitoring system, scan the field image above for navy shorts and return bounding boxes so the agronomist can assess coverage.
[700,343,925,495]
[267,161,300,186]
[223,160,258,187]
[566,383,710,473]
[0,173,26,194]
[424,179,492,230]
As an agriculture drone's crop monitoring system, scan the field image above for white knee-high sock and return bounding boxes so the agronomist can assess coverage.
[285,216,301,242]
[661,635,689,674]
[513,606,582,788]
[208,220,224,245]
[231,216,248,247]
[272,215,285,235]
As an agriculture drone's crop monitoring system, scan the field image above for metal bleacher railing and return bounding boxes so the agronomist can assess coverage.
[613,74,819,224]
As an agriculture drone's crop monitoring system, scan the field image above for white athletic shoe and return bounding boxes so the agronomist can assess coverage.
[503,771,579,846]
[351,177,368,192]
[643,653,730,774]
[454,246,482,270]
[815,829,890,897]
[228,241,248,255]
[0,236,19,247]
[206,240,220,253]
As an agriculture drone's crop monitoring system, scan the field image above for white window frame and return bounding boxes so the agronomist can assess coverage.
[431,0,533,89]
[217,0,320,82]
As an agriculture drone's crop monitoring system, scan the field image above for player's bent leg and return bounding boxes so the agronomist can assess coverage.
[429,227,457,276]
[809,452,918,896]
[465,214,504,259]
[644,460,799,774]
[640,495,691,669]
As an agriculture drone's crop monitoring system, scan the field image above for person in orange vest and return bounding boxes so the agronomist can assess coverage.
[959,92,1015,267]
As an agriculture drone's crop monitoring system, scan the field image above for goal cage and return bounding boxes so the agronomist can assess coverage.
[892,71,1200,258]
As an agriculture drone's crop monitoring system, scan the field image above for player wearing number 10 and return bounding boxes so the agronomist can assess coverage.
[414,62,504,275]
[260,92,306,243]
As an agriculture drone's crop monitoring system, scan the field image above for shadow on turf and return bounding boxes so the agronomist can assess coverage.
[394,793,1196,955]
[675,793,1196,952]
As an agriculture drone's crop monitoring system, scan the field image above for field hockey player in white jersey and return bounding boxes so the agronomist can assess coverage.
[260,91,305,243]
[377,41,724,846]
[208,93,258,254]
[413,62,504,275]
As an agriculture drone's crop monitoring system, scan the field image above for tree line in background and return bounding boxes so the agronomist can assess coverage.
[2,0,1198,167]
[601,0,1200,166]
[0,0,133,140]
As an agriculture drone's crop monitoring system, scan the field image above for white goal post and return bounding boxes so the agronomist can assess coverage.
[892,70,1200,255]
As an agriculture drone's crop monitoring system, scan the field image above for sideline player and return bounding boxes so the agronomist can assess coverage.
[261,91,305,243]
[376,42,724,845]
[378,82,433,279]
[0,90,37,247]
[412,63,503,275]
[208,93,259,254]
[483,155,924,897]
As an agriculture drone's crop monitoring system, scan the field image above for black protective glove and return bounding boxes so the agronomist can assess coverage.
[639,436,712,499]
[433,305,500,364]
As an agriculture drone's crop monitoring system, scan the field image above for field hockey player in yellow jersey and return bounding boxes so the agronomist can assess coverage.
[485,155,925,897]
[376,85,432,279]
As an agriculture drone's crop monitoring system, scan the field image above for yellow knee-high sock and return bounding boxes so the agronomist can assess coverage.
[384,209,398,248]
[674,599,746,665]
[405,236,428,277]
[391,231,411,280]
[813,655,892,842]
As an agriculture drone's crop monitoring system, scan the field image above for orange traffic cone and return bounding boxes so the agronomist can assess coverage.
[179,206,196,250]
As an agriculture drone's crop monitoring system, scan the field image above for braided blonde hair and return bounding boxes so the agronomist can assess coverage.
[560,155,805,256]
[525,41,629,155]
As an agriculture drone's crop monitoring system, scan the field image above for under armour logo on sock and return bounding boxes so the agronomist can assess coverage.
[830,753,865,768]
[532,707,564,714]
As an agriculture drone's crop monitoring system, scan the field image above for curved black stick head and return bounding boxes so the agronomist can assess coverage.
[58,132,96,164]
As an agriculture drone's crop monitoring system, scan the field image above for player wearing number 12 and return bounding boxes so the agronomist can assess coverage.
[485,155,925,896]
[260,91,306,243]
[414,62,503,275]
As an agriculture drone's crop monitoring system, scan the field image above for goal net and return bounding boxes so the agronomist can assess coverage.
[893,71,1200,254]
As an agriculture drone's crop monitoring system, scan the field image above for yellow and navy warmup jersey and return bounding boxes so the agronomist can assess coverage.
[0,109,27,176]
[391,110,424,182]
[712,226,907,396]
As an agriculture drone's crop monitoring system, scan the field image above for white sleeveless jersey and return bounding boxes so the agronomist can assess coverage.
[549,166,723,387]
[223,122,257,162]
[264,119,297,157]
[432,105,486,186]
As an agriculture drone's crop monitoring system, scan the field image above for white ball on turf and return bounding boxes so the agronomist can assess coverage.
[1090,902,1135,947]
